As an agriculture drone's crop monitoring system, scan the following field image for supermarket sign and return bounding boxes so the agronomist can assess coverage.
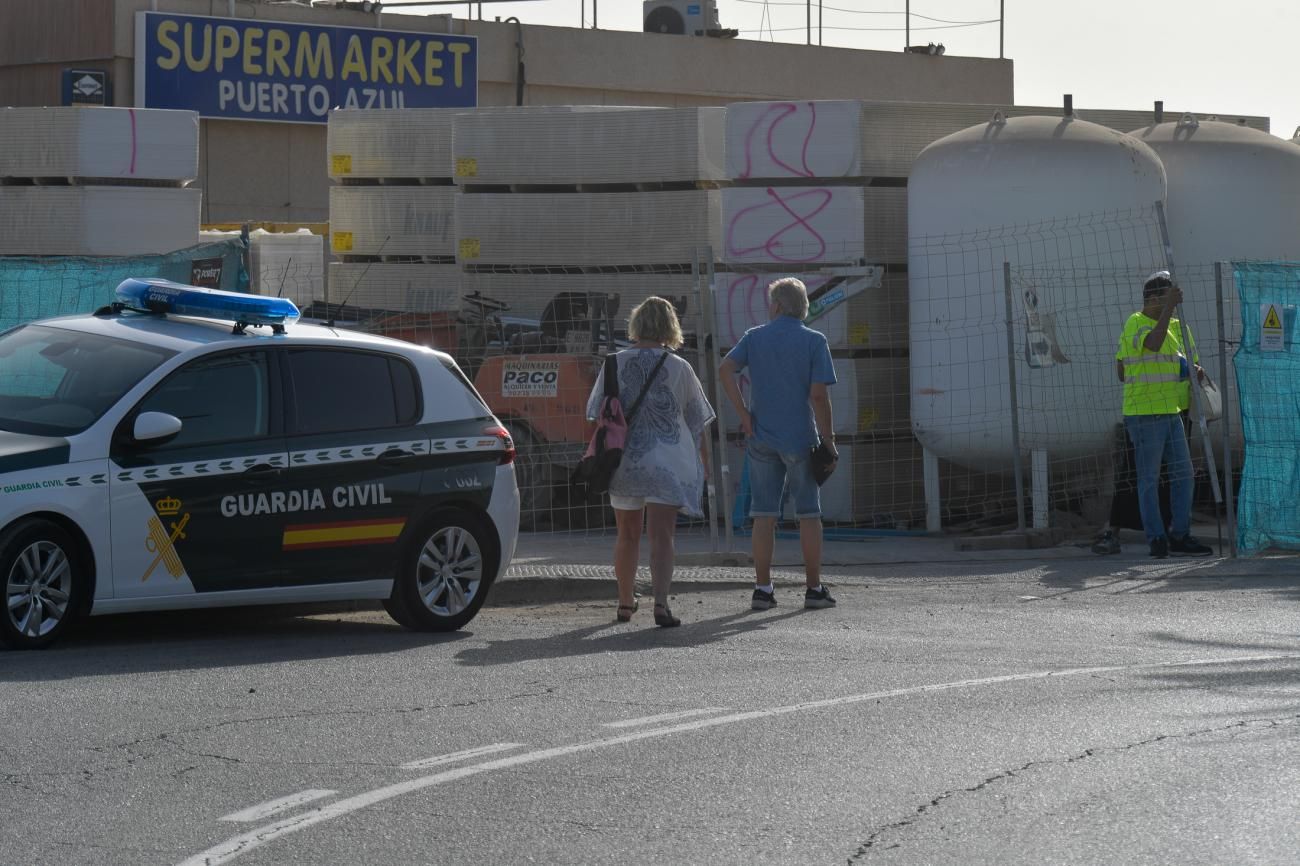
[134,12,477,123]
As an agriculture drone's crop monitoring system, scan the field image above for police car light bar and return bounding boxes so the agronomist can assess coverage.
[115,278,300,329]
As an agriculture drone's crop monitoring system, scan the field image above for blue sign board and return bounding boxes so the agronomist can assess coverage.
[134,12,477,123]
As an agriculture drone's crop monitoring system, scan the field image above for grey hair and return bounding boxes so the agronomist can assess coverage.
[768,278,809,319]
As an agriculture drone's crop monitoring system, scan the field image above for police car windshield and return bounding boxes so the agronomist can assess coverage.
[0,324,175,436]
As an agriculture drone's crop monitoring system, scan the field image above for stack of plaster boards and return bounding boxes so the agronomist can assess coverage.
[0,107,198,182]
[456,191,720,267]
[452,107,725,185]
[248,229,326,308]
[329,186,457,259]
[0,107,200,257]
[327,109,460,181]
[0,187,200,256]
[326,109,463,319]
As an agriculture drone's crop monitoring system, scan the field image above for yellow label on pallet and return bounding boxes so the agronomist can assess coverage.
[455,157,478,178]
[459,238,481,260]
[848,323,872,345]
[859,407,881,430]
[330,154,352,175]
[332,231,353,252]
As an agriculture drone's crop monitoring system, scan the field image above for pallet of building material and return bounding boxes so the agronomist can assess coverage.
[248,229,325,308]
[0,187,199,256]
[328,109,460,181]
[459,271,698,323]
[328,106,609,182]
[0,107,198,184]
[452,107,725,186]
[726,100,1205,182]
[721,186,906,266]
[714,269,908,350]
[716,356,909,439]
[329,186,456,258]
[455,190,720,267]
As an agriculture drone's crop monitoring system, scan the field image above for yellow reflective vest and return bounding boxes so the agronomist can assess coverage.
[1116,312,1197,416]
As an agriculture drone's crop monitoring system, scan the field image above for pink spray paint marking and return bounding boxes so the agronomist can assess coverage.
[738,102,818,180]
[725,187,833,264]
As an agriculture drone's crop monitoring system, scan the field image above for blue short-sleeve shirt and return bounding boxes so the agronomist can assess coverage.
[725,315,836,453]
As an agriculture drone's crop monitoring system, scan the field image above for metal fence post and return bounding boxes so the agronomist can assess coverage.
[1215,261,1237,557]
[1003,261,1026,532]
[694,245,733,552]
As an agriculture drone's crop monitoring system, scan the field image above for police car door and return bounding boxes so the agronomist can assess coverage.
[109,348,289,598]
[279,347,427,583]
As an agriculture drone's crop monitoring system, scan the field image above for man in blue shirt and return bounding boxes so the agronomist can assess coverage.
[720,278,839,610]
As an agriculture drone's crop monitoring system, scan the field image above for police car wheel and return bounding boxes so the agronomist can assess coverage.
[386,509,497,632]
[0,520,84,650]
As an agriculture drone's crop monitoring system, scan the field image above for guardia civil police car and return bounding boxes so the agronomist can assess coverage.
[0,279,519,649]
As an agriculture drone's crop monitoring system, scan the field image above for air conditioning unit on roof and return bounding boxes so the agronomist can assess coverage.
[643,0,734,37]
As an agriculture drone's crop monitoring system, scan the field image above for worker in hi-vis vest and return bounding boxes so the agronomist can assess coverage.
[1114,270,1213,559]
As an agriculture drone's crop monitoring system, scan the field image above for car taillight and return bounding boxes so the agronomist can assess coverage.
[484,423,515,465]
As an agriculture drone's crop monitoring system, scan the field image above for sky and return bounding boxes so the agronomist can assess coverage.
[390,0,1300,139]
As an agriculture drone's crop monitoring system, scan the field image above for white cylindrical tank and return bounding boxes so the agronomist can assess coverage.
[909,114,1167,472]
[1128,115,1300,450]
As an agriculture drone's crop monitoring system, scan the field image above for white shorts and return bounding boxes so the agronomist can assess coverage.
[609,494,678,512]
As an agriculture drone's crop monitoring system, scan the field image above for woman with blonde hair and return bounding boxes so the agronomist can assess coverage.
[585,296,715,627]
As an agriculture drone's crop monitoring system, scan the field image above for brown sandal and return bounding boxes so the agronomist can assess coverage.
[616,600,639,622]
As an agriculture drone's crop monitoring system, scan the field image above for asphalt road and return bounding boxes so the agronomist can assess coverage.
[2,553,1299,866]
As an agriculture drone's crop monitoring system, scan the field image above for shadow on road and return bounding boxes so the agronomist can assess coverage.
[454,608,811,667]
[0,606,469,682]
[1033,556,1300,604]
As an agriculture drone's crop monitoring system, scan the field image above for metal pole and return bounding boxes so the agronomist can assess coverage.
[1215,262,1237,557]
[819,0,823,45]
[704,248,735,551]
[905,0,910,49]
[1003,262,1027,532]
[806,0,811,45]
[593,0,597,28]
[691,248,720,553]
[581,0,584,27]
[999,0,1005,58]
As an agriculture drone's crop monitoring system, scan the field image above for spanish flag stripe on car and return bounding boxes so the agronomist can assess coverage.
[282,518,407,551]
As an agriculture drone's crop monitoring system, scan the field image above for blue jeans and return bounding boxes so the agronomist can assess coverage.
[1124,414,1193,542]
[747,439,821,519]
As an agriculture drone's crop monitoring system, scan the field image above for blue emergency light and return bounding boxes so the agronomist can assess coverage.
[114,278,300,329]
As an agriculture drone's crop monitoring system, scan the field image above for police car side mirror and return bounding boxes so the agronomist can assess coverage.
[132,411,183,445]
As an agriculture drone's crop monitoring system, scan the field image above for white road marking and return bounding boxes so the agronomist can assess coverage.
[178,651,1300,866]
[219,790,337,823]
[603,708,730,729]
[400,742,526,770]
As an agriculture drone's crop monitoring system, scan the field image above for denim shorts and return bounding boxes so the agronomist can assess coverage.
[747,439,821,519]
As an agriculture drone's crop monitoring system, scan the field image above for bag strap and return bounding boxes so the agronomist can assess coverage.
[624,350,671,426]
[603,353,619,400]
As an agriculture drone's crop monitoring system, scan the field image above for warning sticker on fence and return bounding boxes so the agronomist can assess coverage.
[501,360,560,397]
[1261,303,1284,351]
